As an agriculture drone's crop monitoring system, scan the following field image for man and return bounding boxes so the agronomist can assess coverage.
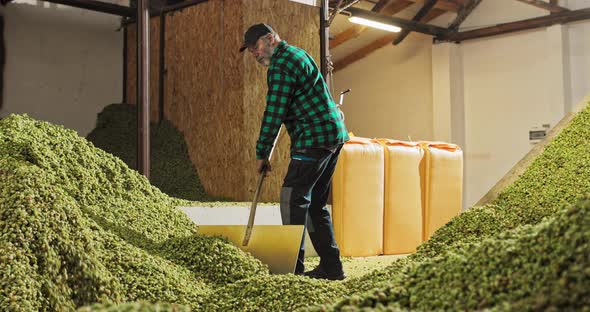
[240,23,349,280]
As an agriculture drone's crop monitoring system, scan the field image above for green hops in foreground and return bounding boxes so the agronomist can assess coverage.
[417,103,590,260]
[0,114,267,310]
[319,196,590,311]
[202,274,348,311]
[78,301,191,312]
[3,101,590,311]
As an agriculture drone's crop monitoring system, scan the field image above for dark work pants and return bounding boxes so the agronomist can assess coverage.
[280,144,343,275]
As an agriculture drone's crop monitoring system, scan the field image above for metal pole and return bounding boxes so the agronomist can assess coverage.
[137,0,150,178]
[320,0,330,90]
[158,12,166,123]
[123,23,128,103]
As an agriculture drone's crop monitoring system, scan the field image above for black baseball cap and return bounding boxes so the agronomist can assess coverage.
[239,23,275,52]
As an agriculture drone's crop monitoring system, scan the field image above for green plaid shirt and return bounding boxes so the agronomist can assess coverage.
[256,41,349,160]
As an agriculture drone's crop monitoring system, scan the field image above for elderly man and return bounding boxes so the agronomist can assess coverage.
[240,23,349,280]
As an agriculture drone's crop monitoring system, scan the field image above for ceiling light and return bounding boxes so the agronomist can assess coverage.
[348,16,401,32]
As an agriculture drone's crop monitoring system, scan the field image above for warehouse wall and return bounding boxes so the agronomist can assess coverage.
[333,0,589,210]
[332,34,434,141]
[457,0,586,208]
[460,29,566,208]
[0,1,123,136]
[568,0,590,107]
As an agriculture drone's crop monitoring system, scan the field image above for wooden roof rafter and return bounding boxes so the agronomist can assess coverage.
[330,0,415,49]
[393,0,438,45]
[448,0,483,31]
[407,0,459,12]
[515,0,569,13]
[334,7,446,71]
[439,7,590,42]
[36,0,134,17]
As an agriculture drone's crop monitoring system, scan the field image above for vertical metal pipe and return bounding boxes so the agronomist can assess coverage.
[320,0,331,90]
[137,0,150,178]
[0,16,5,111]
[123,23,128,103]
[158,12,165,122]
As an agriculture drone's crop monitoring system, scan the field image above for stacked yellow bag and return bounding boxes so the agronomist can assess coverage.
[376,139,424,254]
[332,136,384,257]
[419,142,463,240]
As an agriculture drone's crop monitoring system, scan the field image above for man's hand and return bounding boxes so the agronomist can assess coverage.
[257,159,271,176]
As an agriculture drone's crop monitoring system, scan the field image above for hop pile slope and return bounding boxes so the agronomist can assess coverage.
[327,196,590,311]
[0,114,267,310]
[314,102,590,310]
[86,103,211,201]
[418,102,590,259]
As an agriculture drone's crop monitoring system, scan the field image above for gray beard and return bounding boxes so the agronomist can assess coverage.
[257,44,274,66]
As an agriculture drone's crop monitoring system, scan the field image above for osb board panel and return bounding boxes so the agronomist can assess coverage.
[242,0,320,202]
[164,1,249,201]
[124,0,319,201]
[125,17,162,121]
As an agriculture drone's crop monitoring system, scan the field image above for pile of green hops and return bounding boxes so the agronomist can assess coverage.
[77,301,191,312]
[311,103,590,311]
[325,196,590,311]
[87,103,214,201]
[0,115,267,310]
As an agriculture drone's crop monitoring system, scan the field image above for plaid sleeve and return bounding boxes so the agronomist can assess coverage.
[256,68,295,160]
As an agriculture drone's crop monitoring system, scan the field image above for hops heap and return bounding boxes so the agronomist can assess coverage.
[86,104,212,201]
[0,115,267,310]
[315,103,590,311]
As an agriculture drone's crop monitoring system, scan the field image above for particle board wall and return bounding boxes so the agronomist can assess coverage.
[125,0,319,202]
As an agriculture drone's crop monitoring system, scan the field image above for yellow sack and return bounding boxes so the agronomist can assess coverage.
[419,142,463,241]
[376,139,423,254]
[332,136,384,257]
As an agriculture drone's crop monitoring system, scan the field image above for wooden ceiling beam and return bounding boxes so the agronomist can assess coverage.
[393,0,438,45]
[409,0,459,12]
[40,0,134,17]
[330,0,414,49]
[448,0,483,31]
[439,7,590,42]
[334,8,446,71]
[346,7,448,36]
[514,0,569,13]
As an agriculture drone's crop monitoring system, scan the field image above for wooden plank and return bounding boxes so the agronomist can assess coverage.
[515,0,569,13]
[440,7,590,42]
[40,0,134,17]
[409,0,459,12]
[476,96,590,206]
[347,7,448,36]
[448,0,483,31]
[334,8,445,71]
[330,0,413,49]
[393,0,438,45]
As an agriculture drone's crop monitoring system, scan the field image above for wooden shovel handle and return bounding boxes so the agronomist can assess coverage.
[242,127,284,246]
[242,170,266,246]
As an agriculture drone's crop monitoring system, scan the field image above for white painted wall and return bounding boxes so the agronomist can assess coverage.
[461,29,566,207]
[568,0,590,106]
[456,0,586,208]
[333,0,590,210]
[1,2,123,136]
[333,33,433,141]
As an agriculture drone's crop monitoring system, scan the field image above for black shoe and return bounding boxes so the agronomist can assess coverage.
[304,266,346,281]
